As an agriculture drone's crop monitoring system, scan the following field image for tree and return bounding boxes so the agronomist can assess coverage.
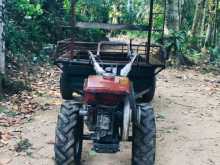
[191,0,207,37]
[211,0,220,62]
[164,0,180,35]
[0,0,5,95]
[204,0,218,47]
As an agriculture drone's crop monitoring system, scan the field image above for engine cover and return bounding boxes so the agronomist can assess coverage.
[84,75,130,105]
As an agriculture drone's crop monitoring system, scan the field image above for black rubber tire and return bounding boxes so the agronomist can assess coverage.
[132,103,156,165]
[60,74,73,100]
[54,100,83,165]
[141,77,156,103]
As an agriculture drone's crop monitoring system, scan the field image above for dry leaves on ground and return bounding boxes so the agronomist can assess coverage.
[0,131,13,146]
[1,66,61,127]
[0,158,12,165]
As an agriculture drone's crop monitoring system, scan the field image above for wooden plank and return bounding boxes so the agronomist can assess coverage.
[75,22,150,31]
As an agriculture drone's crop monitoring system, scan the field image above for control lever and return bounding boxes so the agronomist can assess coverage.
[120,52,138,77]
[88,51,106,75]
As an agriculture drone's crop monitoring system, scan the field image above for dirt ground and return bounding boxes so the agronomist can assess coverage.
[0,68,220,165]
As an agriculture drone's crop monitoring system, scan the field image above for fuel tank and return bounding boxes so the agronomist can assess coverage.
[84,75,130,106]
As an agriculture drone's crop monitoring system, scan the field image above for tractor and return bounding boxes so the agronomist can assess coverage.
[54,0,167,164]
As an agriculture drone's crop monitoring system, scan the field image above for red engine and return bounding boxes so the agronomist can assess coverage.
[84,75,130,106]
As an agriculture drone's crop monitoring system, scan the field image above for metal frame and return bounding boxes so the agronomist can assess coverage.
[68,0,166,64]
[54,0,167,100]
[55,39,166,66]
[147,0,154,63]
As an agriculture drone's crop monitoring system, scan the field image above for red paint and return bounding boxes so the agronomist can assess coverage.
[84,93,124,105]
[84,75,130,105]
[84,75,130,95]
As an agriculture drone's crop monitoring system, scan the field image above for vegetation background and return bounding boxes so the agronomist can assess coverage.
[0,0,220,95]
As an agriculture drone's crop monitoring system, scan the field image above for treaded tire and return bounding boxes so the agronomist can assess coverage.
[140,77,156,103]
[60,74,73,100]
[132,103,156,165]
[54,100,83,165]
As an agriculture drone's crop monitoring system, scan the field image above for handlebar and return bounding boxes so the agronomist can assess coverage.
[88,51,106,75]
[88,49,138,77]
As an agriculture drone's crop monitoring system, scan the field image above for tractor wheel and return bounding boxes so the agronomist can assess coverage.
[141,77,156,102]
[60,74,73,100]
[54,100,83,165]
[132,103,156,165]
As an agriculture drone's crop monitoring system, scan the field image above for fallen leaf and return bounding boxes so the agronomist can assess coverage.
[0,158,12,165]
[46,140,55,145]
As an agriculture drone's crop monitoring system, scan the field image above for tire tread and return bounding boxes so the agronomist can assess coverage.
[132,103,156,165]
[54,100,82,165]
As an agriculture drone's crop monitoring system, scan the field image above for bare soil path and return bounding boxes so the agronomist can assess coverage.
[0,68,220,165]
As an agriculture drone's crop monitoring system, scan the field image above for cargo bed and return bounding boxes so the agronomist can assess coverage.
[54,39,166,97]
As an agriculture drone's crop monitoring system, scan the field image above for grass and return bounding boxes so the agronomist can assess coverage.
[15,139,32,152]
[0,106,18,117]
[0,106,7,113]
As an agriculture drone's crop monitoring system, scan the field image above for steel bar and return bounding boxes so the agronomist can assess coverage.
[146,0,154,63]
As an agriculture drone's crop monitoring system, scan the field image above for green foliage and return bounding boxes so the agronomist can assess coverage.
[4,0,220,68]
[76,0,110,22]
[210,46,220,64]
[163,25,220,66]
[5,0,108,64]
[126,31,149,39]
[164,31,187,51]
[15,139,32,152]
[64,0,71,11]
[5,0,45,61]
[180,0,196,30]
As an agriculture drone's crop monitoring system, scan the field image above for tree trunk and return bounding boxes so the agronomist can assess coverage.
[200,0,208,36]
[71,0,77,26]
[204,0,217,47]
[204,23,214,46]
[217,1,220,48]
[164,0,180,35]
[191,0,206,37]
[0,0,5,96]
[213,0,220,60]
